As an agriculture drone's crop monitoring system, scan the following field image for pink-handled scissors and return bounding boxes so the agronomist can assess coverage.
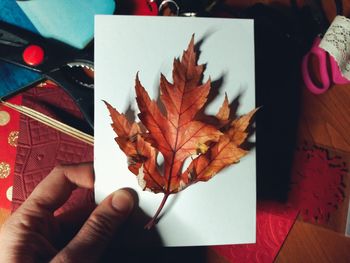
[302,36,350,94]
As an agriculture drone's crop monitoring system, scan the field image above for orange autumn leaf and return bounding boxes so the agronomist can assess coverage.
[104,101,164,190]
[105,35,257,229]
[184,108,258,182]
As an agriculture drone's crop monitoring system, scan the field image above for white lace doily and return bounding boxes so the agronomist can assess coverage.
[319,16,350,80]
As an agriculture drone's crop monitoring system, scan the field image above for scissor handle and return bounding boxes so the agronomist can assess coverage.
[302,37,330,94]
[0,20,78,72]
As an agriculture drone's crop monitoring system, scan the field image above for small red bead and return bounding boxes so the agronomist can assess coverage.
[22,45,44,66]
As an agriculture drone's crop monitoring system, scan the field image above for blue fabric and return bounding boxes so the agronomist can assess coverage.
[17,0,116,49]
[0,0,37,31]
[0,0,41,98]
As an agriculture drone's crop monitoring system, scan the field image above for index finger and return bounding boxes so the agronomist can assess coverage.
[21,163,94,213]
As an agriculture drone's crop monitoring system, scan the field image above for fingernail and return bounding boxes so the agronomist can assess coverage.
[111,190,134,214]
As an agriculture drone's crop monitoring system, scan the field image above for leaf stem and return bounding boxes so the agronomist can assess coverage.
[145,193,170,230]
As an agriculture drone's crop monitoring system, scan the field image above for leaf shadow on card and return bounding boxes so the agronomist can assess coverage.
[194,32,254,137]
[195,73,223,124]
[194,29,215,64]
[124,103,137,124]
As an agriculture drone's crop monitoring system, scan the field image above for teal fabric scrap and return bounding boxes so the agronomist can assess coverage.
[17,0,116,49]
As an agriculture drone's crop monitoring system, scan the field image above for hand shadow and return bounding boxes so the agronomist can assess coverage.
[101,190,163,262]
[101,192,207,263]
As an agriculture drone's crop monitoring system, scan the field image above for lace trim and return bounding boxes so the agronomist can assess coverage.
[319,16,350,80]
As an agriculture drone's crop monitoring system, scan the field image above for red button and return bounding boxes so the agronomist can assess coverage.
[22,45,44,66]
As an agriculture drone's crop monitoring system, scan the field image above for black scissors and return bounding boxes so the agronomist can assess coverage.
[0,20,94,132]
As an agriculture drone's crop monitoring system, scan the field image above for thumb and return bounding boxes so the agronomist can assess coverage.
[52,189,135,263]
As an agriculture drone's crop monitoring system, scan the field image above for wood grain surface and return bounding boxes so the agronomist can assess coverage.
[298,85,350,151]
[276,220,350,263]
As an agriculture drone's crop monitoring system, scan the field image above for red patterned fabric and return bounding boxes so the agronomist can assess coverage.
[0,95,21,225]
[211,202,298,263]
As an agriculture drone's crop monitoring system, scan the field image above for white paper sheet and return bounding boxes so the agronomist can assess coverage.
[94,15,256,246]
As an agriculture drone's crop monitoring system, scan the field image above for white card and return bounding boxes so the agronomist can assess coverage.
[94,15,256,246]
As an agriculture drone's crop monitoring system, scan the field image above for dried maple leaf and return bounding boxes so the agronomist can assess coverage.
[105,35,257,229]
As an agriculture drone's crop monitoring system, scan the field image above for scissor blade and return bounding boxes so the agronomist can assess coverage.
[0,28,28,47]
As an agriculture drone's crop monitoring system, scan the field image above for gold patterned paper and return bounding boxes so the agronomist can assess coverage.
[8,131,19,147]
[0,111,10,126]
[0,162,10,179]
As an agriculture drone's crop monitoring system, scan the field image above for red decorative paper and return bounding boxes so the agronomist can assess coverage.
[0,95,21,225]
[211,201,298,263]
[289,143,347,224]
[12,85,94,213]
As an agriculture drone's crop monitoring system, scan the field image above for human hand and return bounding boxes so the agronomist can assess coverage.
[0,163,135,263]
